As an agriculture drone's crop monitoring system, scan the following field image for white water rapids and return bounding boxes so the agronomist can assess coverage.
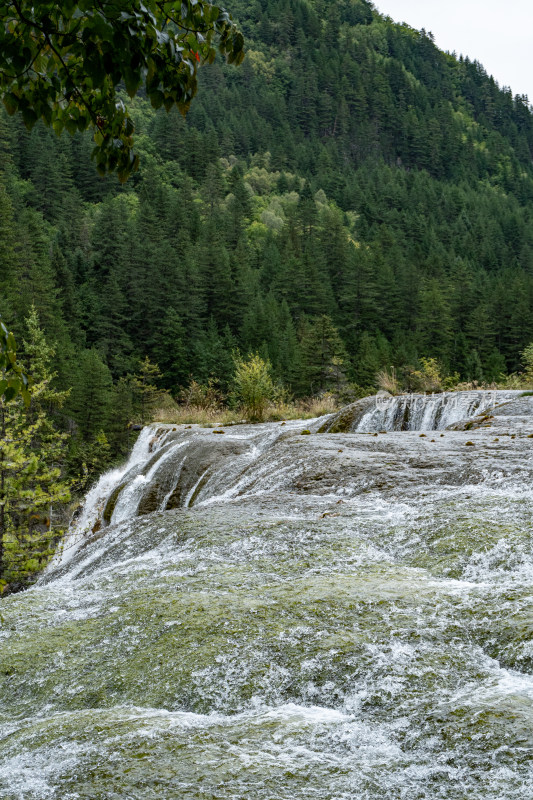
[2,391,533,798]
[355,389,521,432]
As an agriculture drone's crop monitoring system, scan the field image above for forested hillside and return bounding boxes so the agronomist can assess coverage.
[2,0,533,467]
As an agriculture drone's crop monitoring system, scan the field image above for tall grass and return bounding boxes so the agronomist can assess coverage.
[152,392,340,426]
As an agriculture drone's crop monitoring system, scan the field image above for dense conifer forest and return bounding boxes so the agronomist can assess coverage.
[2,0,533,472]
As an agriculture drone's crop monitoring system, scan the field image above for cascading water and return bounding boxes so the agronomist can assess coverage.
[322,389,523,433]
[3,392,533,799]
[52,426,172,569]
[359,389,522,431]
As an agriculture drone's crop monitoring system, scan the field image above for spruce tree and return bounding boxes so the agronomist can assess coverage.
[131,357,164,425]
[298,315,348,396]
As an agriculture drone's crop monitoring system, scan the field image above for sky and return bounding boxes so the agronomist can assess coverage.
[374,0,532,100]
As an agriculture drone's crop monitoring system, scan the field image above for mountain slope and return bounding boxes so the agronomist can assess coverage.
[1,0,533,458]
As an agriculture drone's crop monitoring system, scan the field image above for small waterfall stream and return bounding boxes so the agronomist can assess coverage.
[53,426,172,569]
[3,392,533,799]
[355,390,521,432]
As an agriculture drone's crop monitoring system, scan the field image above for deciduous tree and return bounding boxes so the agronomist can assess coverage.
[0,308,70,591]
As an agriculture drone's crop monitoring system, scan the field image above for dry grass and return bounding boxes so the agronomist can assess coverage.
[263,393,338,421]
[452,377,533,391]
[452,380,499,391]
[151,392,340,426]
[376,367,401,395]
[152,403,241,426]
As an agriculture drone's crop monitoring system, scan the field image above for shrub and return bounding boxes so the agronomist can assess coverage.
[232,353,277,422]
[521,343,533,384]
[178,379,223,410]
[407,358,459,393]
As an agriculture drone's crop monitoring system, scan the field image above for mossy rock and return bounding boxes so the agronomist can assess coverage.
[103,482,127,524]
[318,397,375,434]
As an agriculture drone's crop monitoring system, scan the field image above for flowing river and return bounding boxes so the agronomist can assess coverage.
[2,390,533,799]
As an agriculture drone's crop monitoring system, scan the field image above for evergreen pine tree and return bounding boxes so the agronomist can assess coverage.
[298,315,348,395]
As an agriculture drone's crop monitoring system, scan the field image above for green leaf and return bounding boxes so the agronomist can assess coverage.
[3,92,19,115]
[21,107,38,128]
[3,386,17,402]
[123,68,140,98]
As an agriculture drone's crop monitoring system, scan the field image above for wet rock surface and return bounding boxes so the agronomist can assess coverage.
[2,392,533,798]
[317,395,375,433]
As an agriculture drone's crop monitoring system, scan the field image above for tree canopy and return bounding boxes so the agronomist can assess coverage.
[0,1,244,180]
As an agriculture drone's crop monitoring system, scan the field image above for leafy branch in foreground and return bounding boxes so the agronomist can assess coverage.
[0,315,29,405]
[0,1,244,181]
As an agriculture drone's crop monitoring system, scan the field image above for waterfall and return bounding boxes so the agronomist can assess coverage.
[109,440,189,525]
[353,390,521,432]
[51,391,527,561]
[53,426,171,568]
[5,394,533,800]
